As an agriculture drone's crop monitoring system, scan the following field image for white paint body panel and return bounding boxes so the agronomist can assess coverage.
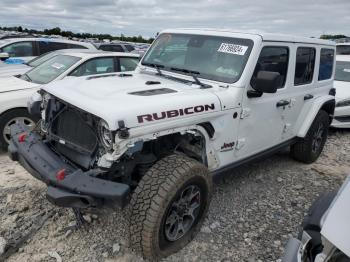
[331,56,350,128]
[321,176,350,257]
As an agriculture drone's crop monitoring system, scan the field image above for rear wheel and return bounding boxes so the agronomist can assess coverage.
[291,110,329,163]
[129,154,212,260]
[0,109,36,150]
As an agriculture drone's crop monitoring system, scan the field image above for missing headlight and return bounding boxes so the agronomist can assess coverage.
[98,120,114,150]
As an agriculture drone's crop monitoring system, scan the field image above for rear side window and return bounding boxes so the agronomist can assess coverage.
[336,45,350,55]
[67,43,88,49]
[99,45,124,52]
[294,47,316,85]
[70,57,116,76]
[119,57,139,72]
[39,41,68,55]
[251,46,289,89]
[318,48,334,81]
[2,41,34,57]
[125,45,135,52]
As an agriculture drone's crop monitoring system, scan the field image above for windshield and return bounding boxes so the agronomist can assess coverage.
[27,51,58,67]
[142,33,254,83]
[335,61,350,82]
[21,55,81,84]
[336,45,350,55]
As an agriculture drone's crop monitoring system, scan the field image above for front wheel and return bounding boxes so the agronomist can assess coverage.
[0,109,37,150]
[291,110,330,163]
[129,154,212,260]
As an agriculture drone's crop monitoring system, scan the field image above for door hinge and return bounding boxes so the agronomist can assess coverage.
[235,138,246,150]
[240,108,251,119]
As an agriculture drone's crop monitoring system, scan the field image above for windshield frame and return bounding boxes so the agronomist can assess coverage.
[335,60,350,82]
[141,33,254,84]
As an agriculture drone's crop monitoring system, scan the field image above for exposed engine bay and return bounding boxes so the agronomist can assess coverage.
[39,92,207,187]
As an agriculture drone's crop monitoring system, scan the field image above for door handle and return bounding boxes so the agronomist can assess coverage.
[304,94,314,100]
[276,100,290,107]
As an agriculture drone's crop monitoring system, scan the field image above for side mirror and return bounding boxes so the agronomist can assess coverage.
[0,52,9,61]
[252,71,281,94]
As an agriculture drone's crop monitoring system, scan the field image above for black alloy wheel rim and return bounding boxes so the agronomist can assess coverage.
[164,185,202,242]
[311,123,325,154]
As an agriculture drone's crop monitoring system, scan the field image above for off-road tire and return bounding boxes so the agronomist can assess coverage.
[0,109,37,151]
[129,154,212,260]
[291,110,329,163]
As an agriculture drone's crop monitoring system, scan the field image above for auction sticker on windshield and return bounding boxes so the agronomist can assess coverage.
[51,63,65,70]
[218,43,248,55]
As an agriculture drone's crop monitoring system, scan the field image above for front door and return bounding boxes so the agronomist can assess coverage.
[235,43,293,160]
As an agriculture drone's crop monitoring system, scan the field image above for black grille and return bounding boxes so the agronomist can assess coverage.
[52,109,97,153]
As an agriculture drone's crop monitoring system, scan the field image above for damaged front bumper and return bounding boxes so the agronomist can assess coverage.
[8,123,130,209]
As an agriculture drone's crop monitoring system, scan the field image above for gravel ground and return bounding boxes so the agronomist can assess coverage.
[0,129,349,262]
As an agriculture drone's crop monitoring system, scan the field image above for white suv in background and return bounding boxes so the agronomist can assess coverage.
[0,51,140,149]
[332,55,350,128]
[0,38,97,63]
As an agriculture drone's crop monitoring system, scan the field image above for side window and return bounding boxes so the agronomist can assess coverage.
[251,46,289,89]
[98,45,111,51]
[2,41,34,57]
[125,45,135,52]
[318,48,334,81]
[38,41,68,55]
[70,57,115,77]
[294,47,316,85]
[111,45,124,52]
[119,57,139,72]
[67,43,88,49]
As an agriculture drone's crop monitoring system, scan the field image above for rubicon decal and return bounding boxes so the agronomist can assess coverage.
[137,104,215,123]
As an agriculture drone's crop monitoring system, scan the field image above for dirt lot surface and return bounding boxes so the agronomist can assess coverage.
[0,129,349,262]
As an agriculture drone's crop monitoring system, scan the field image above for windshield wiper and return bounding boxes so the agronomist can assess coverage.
[142,62,164,75]
[170,67,212,89]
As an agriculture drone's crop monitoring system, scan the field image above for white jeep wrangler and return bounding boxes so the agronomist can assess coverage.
[8,29,336,259]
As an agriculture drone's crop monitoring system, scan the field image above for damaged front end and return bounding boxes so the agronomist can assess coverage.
[9,92,136,209]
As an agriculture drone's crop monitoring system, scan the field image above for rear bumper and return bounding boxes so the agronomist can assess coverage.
[8,123,130,208]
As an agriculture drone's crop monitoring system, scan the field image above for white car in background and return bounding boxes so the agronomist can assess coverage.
[0,38,97,63]
[332,55,350,128]
[0,51,140,149]
[336,43,350,55]
[0,49,101,78]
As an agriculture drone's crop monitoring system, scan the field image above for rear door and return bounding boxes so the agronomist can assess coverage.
[282,45,335,139]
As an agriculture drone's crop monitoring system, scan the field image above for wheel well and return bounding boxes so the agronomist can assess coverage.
[142,131,207,166]
[320,100,335,124]
[0,107,28,118]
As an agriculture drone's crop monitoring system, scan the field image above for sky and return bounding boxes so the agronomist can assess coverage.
[0,0,349,39]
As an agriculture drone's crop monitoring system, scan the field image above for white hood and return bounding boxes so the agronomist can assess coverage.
[0,64,31,78]
[0,76,39,93]
[42,73,222,130]
[334,80,350,101]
